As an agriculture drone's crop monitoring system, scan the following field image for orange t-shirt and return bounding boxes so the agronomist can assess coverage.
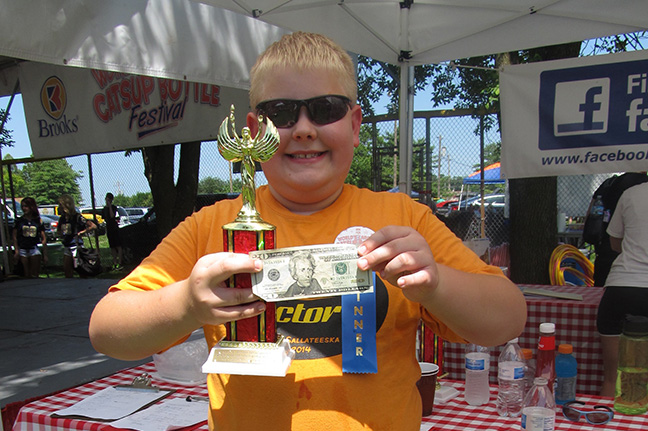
[112,184,503,430]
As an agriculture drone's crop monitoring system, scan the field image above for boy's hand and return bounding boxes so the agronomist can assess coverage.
[357,226,438,303]
[185,252,266,327]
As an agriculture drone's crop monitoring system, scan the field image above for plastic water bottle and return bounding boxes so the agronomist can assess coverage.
[464,344,490,406]
[555,344,577,405]
[614,315,648,415]
[496,338,525,417]
[535,323,556,393]
[521,377,556,431]
[521,348,536,395]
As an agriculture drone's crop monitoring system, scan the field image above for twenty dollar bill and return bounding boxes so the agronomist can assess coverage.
[250,244,373,302]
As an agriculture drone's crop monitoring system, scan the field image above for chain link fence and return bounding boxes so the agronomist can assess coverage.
[68,141,254,209]
[360,109,614,268]
[361,110,510,251]
[3,109,615,272]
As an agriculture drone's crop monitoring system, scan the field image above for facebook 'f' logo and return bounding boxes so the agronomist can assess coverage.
[539,59,648,151]
[553,78,610,136]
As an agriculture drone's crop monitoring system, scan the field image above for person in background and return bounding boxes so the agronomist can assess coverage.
[590,172,648,287]
[12,197,48,278]
[597,181,648,397]
[89,32,527,430]
[57,194,96,278]
[102,192,123,271]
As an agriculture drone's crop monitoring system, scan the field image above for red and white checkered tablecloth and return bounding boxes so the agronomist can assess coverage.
[14,362,648,431]
[12,363,209,431]
[442,285,605,395]
[422,381,648,431]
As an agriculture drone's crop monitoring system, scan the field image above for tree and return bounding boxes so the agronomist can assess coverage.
[357,59,439,117]
[423,42,581,284]
[357,32,645,284]
[21,159,82,204]
[483,142,501,166]
[0,108,15,149]
[112,192,153,208]
[352,123,404,191]
[142,142,200,238]
[198,176,242,194]
[347,125,374,189]
[506,43,581,284]
[2,154,27,198]
[471,142,501,171]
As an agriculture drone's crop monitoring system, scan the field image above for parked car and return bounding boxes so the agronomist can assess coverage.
[119,207,159,265]
[124,207,148,224]
[38,204,66,217]
[40,214,59,242]
[114,206,133,227]
[435,200,458,217]
[81,206,131,227]
[79,207,105,225]
[2,204,15,231]
[448,194,506,212]
[119,194,239,265]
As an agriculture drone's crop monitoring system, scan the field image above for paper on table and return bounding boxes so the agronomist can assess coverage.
[52,386,174,421]
[109,397,208,431]
[521,287,583,301]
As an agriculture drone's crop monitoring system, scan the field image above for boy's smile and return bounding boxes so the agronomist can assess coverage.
[248,68,362,214]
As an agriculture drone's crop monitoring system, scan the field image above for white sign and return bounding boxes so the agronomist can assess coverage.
[500,49,648,179]
[19,62,250,158]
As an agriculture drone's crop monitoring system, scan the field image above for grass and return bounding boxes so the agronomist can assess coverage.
[6,234,134,279]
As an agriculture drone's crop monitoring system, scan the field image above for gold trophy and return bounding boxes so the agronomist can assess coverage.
[202,106,294,377]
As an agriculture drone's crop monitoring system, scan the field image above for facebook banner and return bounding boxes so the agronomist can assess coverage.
[500,49,648,179]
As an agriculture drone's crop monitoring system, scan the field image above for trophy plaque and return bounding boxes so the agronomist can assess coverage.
[202,106,294,377]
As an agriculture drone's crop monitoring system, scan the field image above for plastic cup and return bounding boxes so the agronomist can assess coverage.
[417,362,439,416]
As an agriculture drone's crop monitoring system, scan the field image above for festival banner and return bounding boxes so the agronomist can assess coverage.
[19,62,250,159]
[500,49,648,179]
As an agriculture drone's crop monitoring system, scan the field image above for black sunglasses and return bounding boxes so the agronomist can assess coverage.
[255,95,351,128]
[562,401,614,425]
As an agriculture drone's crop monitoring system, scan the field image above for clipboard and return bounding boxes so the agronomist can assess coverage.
[51,373,175,422]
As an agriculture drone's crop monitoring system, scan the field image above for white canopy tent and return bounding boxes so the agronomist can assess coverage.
[195,0,648,194]
[0,0,289,273]
[1,0,647,186]
[0,0,288,98]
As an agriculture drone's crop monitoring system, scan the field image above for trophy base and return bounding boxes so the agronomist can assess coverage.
[202,335,294,377]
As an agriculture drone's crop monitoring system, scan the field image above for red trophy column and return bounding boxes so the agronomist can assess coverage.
[223,227,276,343]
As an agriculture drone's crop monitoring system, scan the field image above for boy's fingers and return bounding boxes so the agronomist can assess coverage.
[359,226,405,253]
[396,267,435,289]
[190,253,265,308]
[212,286,260,306]
[197,252,262,281]
[358,235,410,270]
[214,301,267,322]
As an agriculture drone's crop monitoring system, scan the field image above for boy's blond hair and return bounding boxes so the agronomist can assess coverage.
[249,32,357,108]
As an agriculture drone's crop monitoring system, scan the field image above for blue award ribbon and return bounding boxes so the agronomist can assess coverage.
[341,272,377,374]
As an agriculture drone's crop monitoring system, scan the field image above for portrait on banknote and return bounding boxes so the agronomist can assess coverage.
[284,251,324,297]
[250,244,373,302]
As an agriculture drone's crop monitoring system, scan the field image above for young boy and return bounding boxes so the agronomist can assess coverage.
[89,32,526,430]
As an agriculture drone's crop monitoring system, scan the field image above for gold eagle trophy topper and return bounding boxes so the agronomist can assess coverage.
[202,105,294,377]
